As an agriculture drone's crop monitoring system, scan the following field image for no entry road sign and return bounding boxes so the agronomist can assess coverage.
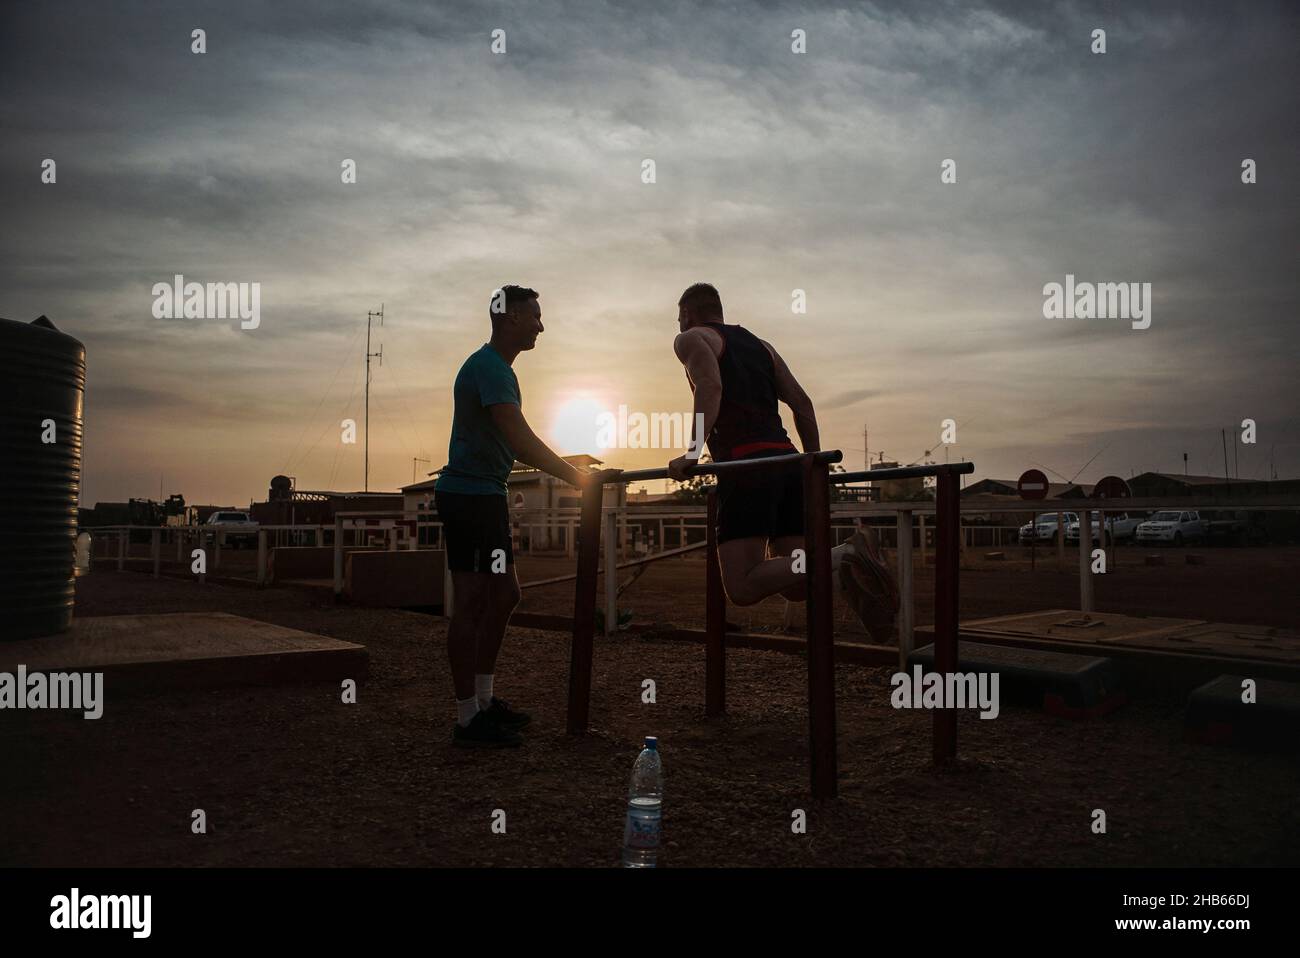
[1093,475,1132,499]
[1018,469,1050,500]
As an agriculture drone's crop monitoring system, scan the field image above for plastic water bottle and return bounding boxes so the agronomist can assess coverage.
[621,736,663,867]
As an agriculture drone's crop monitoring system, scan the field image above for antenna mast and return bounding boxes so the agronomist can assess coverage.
[365,304,384,492]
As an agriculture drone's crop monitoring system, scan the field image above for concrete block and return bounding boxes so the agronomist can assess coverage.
[346,550,445,607]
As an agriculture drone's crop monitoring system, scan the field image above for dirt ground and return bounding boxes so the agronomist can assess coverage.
[2,563,1297,868]
[114,541,1300,634]
[515,543,1300,636]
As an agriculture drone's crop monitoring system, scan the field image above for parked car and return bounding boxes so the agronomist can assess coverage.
[1018,512,1079,545]
[204,510,259,548]
[1205,511,1244,546]
[1135,510,1207,546]
[1065,512,1141,546]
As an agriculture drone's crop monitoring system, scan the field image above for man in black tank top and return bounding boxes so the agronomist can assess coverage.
[666,283,900,636]
[666,283,831,607]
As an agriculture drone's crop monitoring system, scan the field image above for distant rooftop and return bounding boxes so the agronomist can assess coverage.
[1138,472,1262,486]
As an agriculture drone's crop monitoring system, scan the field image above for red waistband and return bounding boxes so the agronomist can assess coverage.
[726,440,798,460]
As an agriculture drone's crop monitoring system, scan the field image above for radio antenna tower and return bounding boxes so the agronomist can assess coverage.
[365,304,384,492]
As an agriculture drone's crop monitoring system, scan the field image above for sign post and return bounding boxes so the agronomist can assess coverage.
[1018,470,1049,571]
[1093,475,1132,570]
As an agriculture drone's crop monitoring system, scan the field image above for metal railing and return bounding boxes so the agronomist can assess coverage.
[565,450,974,799]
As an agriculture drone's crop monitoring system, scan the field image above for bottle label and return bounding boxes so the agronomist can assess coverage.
[623,808,661,849]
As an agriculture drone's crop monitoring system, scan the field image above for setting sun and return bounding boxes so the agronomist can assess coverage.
[547,395,612,455]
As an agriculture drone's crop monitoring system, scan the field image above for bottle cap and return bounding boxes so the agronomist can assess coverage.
[644,736,658,750]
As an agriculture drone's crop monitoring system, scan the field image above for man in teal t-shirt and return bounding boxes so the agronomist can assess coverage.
[434,285,613,748]
[436,343,523,495]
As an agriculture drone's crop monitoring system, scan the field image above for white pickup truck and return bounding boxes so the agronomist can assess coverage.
[1018,512,1079,544]
[1135,510,1207,546]
[204,510,260,548]
[1065,512,1142,546]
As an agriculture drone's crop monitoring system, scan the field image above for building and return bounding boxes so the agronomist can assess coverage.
[1128,472,1263,499]
[869,461,926,501]
[248,475,404,528]
[401,454,624,550]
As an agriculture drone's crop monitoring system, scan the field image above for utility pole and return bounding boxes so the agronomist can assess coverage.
[364,304,384,492]
[1220,429,1231,491]
[863,423,869,472]
[412,456,430,484]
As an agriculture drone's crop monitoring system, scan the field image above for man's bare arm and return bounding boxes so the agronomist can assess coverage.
[673,328,723,458]
[488,403,587,487]
[764,341,820,453]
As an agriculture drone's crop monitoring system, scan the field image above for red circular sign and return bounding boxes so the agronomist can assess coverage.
[1093,475,1131,499]
[1017,469,1049,500]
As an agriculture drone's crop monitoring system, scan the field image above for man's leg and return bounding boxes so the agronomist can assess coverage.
[769,535,808,602]
[715,462,854,606]
[474,565,521,674]
[472,566,521,710]
[763,533,858,604]
[718,536,806,606]
[437,488,523,745]
[448,571,492,702]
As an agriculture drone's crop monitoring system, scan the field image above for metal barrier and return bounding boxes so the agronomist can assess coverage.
[565,450,974,799]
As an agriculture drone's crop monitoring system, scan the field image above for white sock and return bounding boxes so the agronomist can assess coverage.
[475,674,494,709]
[456,696,480,727]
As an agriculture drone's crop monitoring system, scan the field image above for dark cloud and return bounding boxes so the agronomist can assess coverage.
[0,0,1295,502]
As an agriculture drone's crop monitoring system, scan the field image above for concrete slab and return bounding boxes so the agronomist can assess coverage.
[1186,674,1300,750]
[0,613,367,691]
[916,610,1300,688]
[909,640,1123,716]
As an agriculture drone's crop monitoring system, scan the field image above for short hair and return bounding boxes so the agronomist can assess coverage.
[489,285,539,324]
[678,282,723,321]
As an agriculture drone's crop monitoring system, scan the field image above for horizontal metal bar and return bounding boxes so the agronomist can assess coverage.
[834,462,976,484]
[614,450,842,484]
[521,539,708,590]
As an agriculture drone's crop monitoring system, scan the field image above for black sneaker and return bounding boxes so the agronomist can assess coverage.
[480,696,532,730]
[453,710,523,748]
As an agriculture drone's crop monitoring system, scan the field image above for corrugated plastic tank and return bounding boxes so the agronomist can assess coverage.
[0,315,85,639]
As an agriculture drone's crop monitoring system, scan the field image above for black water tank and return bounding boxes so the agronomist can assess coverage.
[0,315,85,640]
[270,474,293,501]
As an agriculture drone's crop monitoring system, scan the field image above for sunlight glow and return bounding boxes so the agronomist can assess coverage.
[547,395,612,455]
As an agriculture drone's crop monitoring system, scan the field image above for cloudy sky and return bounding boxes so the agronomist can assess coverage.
[2,0,1296,507]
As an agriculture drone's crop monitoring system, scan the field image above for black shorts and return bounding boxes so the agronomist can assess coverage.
[715,453,804,544]
[433,490,514,573]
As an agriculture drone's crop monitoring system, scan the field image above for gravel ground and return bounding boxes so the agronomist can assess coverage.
[1,571,1297,868]
[515,545,1300,634]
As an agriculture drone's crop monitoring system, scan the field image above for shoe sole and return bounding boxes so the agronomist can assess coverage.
[852,531,900,611]
[839,563,898,642]
[484,713,532,731]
